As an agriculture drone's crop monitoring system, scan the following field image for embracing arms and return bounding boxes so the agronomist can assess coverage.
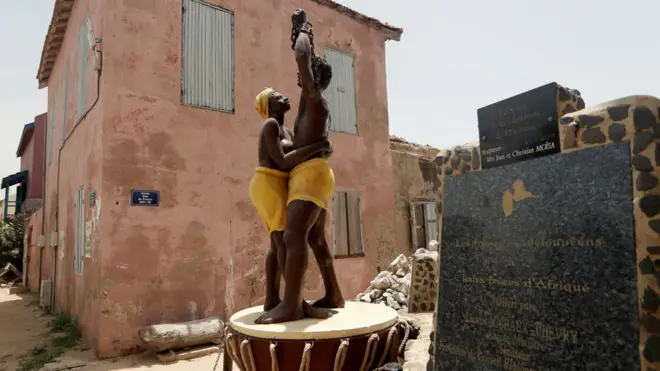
[262,119,330,169]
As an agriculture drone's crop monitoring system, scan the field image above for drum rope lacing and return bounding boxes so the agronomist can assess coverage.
[333,339,350,371]
[358,333,380,371]
[221,317,413,371]
[298,342,314,371]
[241,339,258,371]
[397,318,413,362]
[269,342,280,371]
[377,325,399,367]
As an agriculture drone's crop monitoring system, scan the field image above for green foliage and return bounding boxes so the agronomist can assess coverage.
[0,214,24,268]
[50,313,71,332]
[16,313,82,371]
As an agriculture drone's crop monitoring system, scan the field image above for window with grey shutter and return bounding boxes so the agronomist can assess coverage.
[324,49,357,135]
[74,186,84,274]
[333,191,364,257]
[181,0,234,112]
[47,101,55,166]
[77,17,89,120]
[62,60,70,145]
[410,201,439,249]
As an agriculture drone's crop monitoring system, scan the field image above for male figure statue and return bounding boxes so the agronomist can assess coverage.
[250,87,334,320]
[255,8,345,324]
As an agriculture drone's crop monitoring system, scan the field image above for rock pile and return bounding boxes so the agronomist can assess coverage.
[357,254,412,311]
[356,241,439,311]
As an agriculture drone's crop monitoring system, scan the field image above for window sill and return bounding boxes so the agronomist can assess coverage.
[329,129,359,136]
[334,253,365,259]
[181,102,235,114]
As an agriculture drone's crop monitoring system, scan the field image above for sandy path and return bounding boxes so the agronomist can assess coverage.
[0,288,52,371]
[62,349,225,371]
[0,287,428,370]
[0,288,228,371]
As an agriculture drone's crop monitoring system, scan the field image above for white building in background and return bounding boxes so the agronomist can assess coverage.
[0,193,16,219]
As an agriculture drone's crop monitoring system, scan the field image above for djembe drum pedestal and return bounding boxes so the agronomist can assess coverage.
[225,301,401,371]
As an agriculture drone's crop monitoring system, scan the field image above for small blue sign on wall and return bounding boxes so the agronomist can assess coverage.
[130,190,160,206]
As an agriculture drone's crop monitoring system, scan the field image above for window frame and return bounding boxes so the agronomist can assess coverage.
[62,59,70,145]
[180,0,235,113]
[410,199,439,250]
[332,190,365,258]
[77,16,89,121]
[47,100,55,166]
[322,48,359,136]
[74,186,85,275]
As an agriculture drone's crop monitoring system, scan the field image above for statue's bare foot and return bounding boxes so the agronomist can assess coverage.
[264,297,281,311]
[303,300,336,319]
[312,294,345,309]
[255,302,304,324]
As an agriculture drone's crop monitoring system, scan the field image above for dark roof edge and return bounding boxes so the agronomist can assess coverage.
[16,123,36,158]
[1,171,29,189]
[310,0,403,41]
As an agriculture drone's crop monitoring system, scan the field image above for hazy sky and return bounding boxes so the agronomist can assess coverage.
[1,0,659,198]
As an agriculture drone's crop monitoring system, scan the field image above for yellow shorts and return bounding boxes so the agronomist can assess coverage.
[287,158,335,210]
[249,167,289,234]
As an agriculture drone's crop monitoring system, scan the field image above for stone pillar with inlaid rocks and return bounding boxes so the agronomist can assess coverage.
[558,95,660,370]
[407,248,439,313]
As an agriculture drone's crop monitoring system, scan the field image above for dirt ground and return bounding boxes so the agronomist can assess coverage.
[0,288,52,370]
[0,288,227,371]
[0,288,431,371]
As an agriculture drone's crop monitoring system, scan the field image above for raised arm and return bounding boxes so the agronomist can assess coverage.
[292,9,317,97]
[263,120,328,169]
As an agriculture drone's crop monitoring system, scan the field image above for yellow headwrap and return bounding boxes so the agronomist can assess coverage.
[255,87,275,120]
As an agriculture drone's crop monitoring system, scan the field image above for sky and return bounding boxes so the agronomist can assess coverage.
[1,0,659,197]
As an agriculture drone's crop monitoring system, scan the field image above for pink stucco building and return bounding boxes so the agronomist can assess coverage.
[32,0,402,357]
[17,114,47,202]
[1,113,47,217]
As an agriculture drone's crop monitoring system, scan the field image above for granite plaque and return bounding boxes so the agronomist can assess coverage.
[436,143,638,371]
[478,82,560,170]
[130,190,160,206]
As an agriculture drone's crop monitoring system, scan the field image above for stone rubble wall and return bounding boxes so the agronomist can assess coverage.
[425,88,660,371]
[356,253,413,311]
[356,241,440,316]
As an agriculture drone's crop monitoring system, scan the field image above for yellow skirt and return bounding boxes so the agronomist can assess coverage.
[287,158,335,210]
[249,167,289,234]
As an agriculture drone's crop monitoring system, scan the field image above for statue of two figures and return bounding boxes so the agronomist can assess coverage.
[249,8,344,325]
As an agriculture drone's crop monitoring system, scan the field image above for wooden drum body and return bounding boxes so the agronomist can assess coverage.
[226,302,401,371]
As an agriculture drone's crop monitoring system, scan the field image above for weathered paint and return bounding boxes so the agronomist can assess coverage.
[391,148,442,255]
[39,0,106,357]
[38,0,397,358]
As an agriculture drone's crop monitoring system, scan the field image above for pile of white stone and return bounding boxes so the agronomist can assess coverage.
[356,241,439,311]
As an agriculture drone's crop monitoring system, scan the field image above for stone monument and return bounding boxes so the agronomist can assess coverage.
[426,85,660,371]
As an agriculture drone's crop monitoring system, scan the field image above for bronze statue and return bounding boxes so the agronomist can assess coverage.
[255,8,345,324]
[251,87,334,320]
